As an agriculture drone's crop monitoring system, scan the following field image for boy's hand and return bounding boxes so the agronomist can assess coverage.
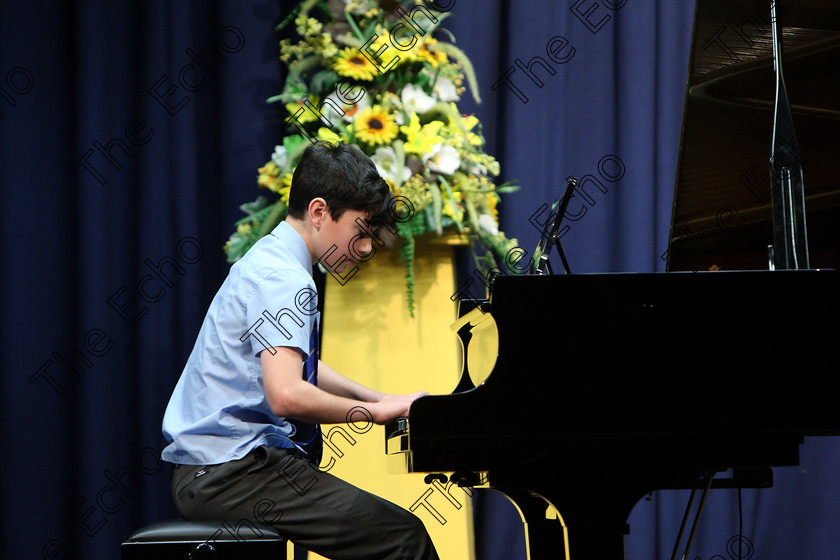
[370,392,428,424]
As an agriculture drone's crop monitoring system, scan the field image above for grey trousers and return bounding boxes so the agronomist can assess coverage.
[172,445,439,560]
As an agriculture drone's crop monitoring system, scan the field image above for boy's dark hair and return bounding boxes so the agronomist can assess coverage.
[288,141,393,227]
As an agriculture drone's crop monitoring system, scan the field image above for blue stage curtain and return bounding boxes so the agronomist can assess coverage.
[0,1,288,558]
[2,1,839,560]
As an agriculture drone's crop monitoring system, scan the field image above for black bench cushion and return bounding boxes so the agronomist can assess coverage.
[126,520,284,542]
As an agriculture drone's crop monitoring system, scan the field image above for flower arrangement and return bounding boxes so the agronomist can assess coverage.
[225,0,521,315]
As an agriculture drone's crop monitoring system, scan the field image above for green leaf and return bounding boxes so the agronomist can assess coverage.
[332,119,352,143]
[285,78,309,97]
[283,135,307,158]
[287,137,311,169]
[345,11,365,42]
[298,0,320,19]
[271,85,309,104]
[438,175,464,232]
[464,195,481,236]
[392,139,407,187]
[225,235,251,263]
[435,27,456,44]
[276,5,302,30]
[418,11,451,35]
[362,19,379,40]
[238,195,271,217]
[396,223,417,318]
[427,101,465,133]
[286,55,322,87]
[257,200,289,238]
[494,179,519,190]
[334,34,362,48]
[428,181,444,235]
[235,198,281,227]
[310,69,339,95]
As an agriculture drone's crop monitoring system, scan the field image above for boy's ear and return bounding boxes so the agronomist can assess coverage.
[307,197,329,228]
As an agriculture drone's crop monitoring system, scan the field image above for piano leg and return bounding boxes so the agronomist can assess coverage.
[493,488,569,560]
[494,482,643,560]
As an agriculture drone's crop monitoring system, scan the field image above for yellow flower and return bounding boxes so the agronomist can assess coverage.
[400,113,444,156]
[368,30,408,69]
[354,106,398,146]
[460,114,479,132]
[257,161,292,204]
[257,161,280,187]
[317,127,345,144]
[443,105,483,147]
[416,39,448,67]
[442,191,464,222]
[486,192,499,221]
[278,173,293,205]
[333,47,377,81]
[317,33,339,59]
[285,97,321,124]
[398,174,433,211]
[295,14,323,37]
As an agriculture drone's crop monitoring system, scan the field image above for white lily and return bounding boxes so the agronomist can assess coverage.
[432,77,459,102]
[322,90,370,125]
[423,143,460,175]
[371,146,411,184]
[271,145,288,168]
[401,83,437,115]
[477,214,499,235]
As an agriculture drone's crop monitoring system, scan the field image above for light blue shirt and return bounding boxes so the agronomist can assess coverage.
[162,221,320,465]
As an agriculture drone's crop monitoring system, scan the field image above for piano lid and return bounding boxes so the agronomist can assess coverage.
[667,0,840,272]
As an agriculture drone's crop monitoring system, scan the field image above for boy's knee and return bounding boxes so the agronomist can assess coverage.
[401,512,438,559]
[405,512,428,538]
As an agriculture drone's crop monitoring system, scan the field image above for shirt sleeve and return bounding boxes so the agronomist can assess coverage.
[242,267,317,358]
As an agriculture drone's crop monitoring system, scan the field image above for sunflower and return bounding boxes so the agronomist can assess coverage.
[333,47,377,81]
[354,105,398,146]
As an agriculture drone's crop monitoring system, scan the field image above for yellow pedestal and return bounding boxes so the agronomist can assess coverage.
[318,237,475,560]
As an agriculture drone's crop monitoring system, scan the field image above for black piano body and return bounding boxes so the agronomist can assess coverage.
[388,270,840,559]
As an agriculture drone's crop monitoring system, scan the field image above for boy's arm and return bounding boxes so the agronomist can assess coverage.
[261,347,423,425]
[316,359,386,402]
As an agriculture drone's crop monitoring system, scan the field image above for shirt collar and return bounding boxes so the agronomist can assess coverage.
[271,221,313,276]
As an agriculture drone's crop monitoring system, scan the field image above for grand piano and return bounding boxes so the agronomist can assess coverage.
[385,1,840,559]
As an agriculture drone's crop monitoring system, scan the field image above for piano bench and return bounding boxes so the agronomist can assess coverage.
[120,519,287,560]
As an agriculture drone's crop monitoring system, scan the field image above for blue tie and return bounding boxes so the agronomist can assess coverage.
[289,320,323,465]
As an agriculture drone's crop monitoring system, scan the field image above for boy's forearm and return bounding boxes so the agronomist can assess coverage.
[317,360,385,402]
[276,379,415,426]
[275,379,377,424]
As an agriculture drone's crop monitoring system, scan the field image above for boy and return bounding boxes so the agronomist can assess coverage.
[162,141,438,560]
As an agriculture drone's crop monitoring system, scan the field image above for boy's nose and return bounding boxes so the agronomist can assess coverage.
[358,237,372,256]
[350,235,373,259]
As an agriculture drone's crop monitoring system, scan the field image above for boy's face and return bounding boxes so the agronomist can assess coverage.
[318,208,373,274]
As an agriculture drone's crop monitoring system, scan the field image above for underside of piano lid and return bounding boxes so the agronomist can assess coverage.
[667,0,840,272]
